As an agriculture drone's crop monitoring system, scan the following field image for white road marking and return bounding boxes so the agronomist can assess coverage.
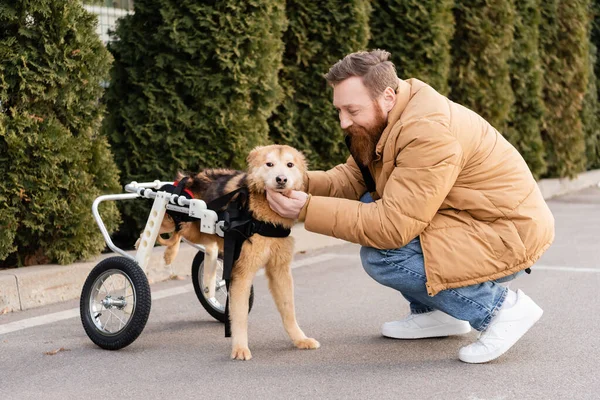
[0,309,80,335]
[0,253,357,335]
[1,255,594,336]
[533,265,599,273]
[152,285,193,300]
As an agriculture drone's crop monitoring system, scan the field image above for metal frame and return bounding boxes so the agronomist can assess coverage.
[92,180,221,272]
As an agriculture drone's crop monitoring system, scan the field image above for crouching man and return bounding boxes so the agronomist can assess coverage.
[267,49,555,364]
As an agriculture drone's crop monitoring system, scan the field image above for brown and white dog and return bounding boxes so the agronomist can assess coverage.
[156,144,319,360]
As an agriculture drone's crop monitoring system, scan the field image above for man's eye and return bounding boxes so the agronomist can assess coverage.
[287,162,294,168]
[349,110,358,115]
[266,162,274,167]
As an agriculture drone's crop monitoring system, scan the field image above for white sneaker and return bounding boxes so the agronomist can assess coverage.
[381,310,471,339]
[459,289,543,364]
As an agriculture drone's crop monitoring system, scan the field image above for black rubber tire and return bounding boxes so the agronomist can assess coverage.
[80,257,151,350]
[191,251,254,323]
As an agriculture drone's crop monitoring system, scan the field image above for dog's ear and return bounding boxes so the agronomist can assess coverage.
[247,146,265,167]
[176,171,194,188]
[295,149,308,170]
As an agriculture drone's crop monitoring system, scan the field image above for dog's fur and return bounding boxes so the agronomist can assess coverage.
[156,145,319,360]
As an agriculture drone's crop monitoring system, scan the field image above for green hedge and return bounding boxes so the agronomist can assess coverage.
[369,0,454,96]
[540,0,590,178]
[505,0,547,179]
[0,0,120,267]
[103,0,286,246]
[585,0,600,169]
[268,1,370,170]
[450,0,516,134]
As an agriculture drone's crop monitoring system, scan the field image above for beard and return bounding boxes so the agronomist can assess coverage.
[345,102,388,167]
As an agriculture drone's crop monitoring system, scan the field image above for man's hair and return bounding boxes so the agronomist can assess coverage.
[324,49,399,98]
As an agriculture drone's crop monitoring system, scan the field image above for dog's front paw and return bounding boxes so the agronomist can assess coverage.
[231,345,252,361]
[294,338,320,350]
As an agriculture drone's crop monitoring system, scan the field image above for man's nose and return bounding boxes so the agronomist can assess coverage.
[276,175,287,184]
[340,116,353,130]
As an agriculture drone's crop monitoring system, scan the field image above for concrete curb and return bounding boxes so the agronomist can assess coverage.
[1,169,599,315]
[537,169,600,199]
[0,224,345,314]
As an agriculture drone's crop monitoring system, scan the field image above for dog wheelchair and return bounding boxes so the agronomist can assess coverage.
[80,180,255,350]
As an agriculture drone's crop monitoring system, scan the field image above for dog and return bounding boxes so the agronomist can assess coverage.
[156,144,320,360]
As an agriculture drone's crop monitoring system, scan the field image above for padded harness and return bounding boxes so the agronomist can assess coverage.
[159,178,291,336]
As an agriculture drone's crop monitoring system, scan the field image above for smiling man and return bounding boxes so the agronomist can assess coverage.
[266,49,555,364]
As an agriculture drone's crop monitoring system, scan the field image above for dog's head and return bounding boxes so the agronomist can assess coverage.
[246,145,307,193]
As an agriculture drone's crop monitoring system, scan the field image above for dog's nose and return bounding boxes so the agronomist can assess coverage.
[276,175,287,184]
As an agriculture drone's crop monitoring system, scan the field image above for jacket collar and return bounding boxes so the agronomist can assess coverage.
[375,79,412,160]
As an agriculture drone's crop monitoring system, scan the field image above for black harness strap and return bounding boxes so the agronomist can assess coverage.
[345,135,376,194]
[156,181,291,337]
[206,187,291,337]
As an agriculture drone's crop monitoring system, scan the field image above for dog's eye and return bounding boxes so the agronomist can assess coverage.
[266,162,274,167]
[287,162,294,168]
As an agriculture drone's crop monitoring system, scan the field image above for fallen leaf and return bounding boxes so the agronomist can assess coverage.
[44,347,70,356]
[0,307,10,315]
[170,274,185,281]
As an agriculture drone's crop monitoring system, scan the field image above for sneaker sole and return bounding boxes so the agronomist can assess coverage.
[382,322,471,339]
[458,307,543,364]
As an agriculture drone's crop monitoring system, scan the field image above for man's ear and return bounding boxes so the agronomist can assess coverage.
[382,86,396,112]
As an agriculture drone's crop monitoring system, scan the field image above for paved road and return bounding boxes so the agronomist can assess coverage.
[1,187,599,399]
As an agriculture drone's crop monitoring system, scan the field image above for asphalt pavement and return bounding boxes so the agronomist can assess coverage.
[1,186,599,399]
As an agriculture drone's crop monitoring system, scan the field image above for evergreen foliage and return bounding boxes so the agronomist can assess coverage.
[539,0,590,177]
[103,0,286,244]
[505,0,546,179]
[584,0,600,169]
[0,0,120,267]
[268,0,370,170]
[450,0,516,134]
[369,0,454,95]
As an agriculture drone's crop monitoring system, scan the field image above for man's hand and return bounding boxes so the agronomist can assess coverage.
[266,189,309,220]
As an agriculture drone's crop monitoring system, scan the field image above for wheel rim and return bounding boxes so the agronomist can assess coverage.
[199,259,228,313]
[88,269,136,335]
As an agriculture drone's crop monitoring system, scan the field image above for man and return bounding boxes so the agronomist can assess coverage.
[266,49,555,364]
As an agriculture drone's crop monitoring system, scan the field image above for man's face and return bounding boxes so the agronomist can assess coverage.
[333,77,389,166]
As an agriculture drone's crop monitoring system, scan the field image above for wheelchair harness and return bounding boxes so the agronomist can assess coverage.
[160,178,291,337]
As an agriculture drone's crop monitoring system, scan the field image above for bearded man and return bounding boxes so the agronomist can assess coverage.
[266,49,555,364]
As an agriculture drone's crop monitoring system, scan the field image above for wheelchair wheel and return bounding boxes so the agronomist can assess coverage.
[80,256,151,350]
[191,251,254,323]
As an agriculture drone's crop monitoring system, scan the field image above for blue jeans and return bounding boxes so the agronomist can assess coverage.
[358,192,522,331]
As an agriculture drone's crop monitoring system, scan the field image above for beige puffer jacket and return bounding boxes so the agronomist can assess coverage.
[301,79,555,296]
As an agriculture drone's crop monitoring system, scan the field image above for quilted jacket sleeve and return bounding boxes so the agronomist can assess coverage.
[303,119,463,249]
[305,155,366,200]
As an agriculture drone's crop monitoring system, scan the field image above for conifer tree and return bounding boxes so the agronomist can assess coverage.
[450,0,516,134]
[540,0,590,177]
[268,1,370,170]
[369,0,454,96]
[506,0,546,179]
[103,0,286,244]
[0,0,120,267]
